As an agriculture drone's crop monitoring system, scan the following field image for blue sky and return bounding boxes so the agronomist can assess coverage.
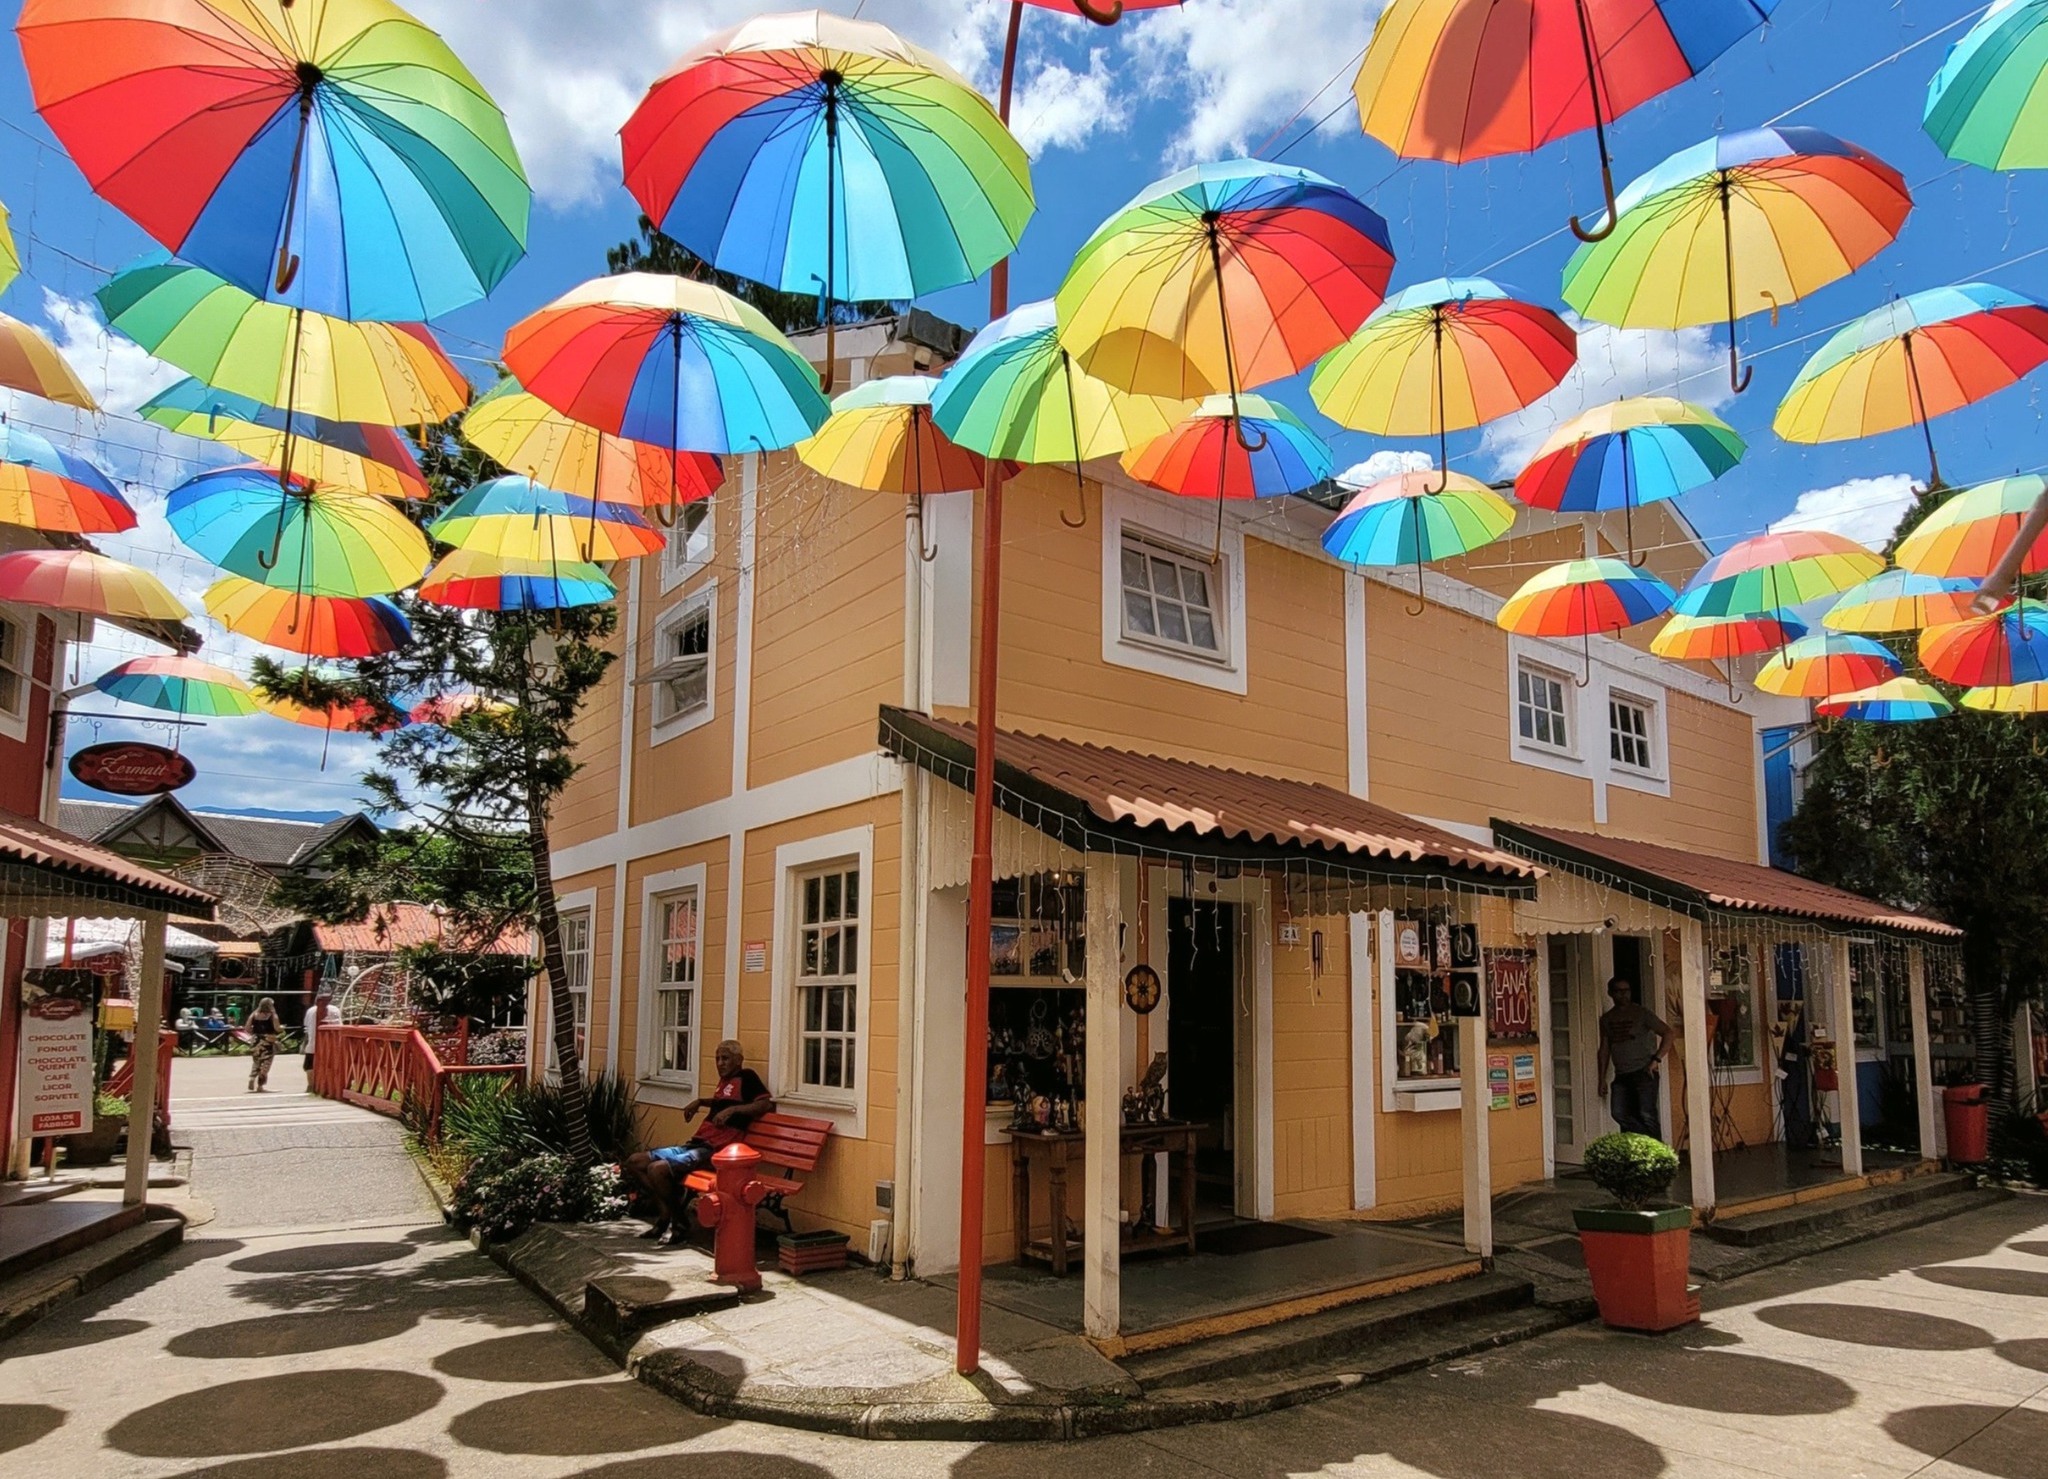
[2,0,2044,814]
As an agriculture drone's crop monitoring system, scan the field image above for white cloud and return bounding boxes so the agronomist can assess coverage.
[39,289,183,416]
[1336,449,1432,488]
[1770,474,1919,552]
[1009,48,1132,156]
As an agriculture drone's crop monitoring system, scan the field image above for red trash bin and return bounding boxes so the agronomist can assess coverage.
[1943,1083,1989,1165]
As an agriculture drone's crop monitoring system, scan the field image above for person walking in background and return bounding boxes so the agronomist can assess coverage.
[245,997,282,1092]
[303,991,340,1080]
[1597,976,1673,1140]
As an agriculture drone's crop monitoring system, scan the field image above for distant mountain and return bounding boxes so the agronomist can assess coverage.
[195,805,350,825]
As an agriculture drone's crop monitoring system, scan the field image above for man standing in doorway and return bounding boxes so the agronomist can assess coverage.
[1597,976,1673,1140]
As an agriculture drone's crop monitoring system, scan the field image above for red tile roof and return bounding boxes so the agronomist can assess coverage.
[311,902,532,956]
[0,806,217,917]
[1494,822,1960,938]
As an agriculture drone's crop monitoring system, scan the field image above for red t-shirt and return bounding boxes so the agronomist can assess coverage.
[699,1068,771,1149]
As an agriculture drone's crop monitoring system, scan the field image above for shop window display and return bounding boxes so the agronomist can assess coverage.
[985,873,1088,1128]
[1706,944,1758,1071]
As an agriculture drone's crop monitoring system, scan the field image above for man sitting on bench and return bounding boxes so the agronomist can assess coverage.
[625,1039,774,1246]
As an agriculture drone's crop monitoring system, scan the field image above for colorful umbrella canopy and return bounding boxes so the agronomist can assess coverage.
[204,576,412,658]
[1310,278,1576,475]
[259,685,398,734]
[1919,600,2048,686]
[1322,469,1517,611]
[1056,159,1395,403]
[798,376,986,495]
[1823,570,1981,633]
[1122,394,1331,500]
[502,273,827,455]
[0,199,15,293]
[0,424,136,535]
[418,547,616,611]
[1650,610,1808,662]
[428,476,664,563]
[1498,557,1677,635]
[97,257,469,428]
[0,548,187,621]
[408,691,508,726]
[1960,680,2048,713]
[1896,476,2048,579]
[1513,398,1745,559]
[18,0,529,321]
[1561,128,1911,390]
[1354,0,1780,235]
[1752,632,1902,698]
[464,379,721,508]
[168,466,430,597]
[0,313,97,409]
[94,655,257,717]
[140,378,430,501]
[1674,531,1884,618]
[1018,0,1182,13]
[1925,0,2048,171]
[1817,677,1953,721]
[1773,285,2048,487]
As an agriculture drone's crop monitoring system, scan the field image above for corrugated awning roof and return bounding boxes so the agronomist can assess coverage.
[1492,821,1960,938]
[881,707,1538,888]
[0,806,217,919]
[311,902,532,956]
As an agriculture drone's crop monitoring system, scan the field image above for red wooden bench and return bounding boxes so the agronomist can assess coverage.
[682,1111,834,1235]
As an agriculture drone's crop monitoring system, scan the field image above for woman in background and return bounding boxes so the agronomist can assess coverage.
[245,997,282,1092]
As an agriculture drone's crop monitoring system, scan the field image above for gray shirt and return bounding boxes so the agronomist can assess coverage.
[1600,1004,1667,1075]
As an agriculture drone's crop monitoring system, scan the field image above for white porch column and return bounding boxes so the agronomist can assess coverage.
[1082,853,1122,1341]
[1679,920,1715,1216]
[1830,936,1863,1177]
[1907,946,1938,1162]
[1460,1022,1492,1258]
[123,910,167,1208]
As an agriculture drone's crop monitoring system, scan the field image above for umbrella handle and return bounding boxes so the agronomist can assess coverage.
[1569,157,1619,243]
[1234,418,1268,454]
[651,499,680,529]
[912,495,941,561]
[1729,345,1752,395]
[1976,488,2048,612]
[1566,0,1618,243]
[1073,0,1125,20]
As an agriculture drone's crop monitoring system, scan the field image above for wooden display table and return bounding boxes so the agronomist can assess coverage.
[1004,1120,1202,1275]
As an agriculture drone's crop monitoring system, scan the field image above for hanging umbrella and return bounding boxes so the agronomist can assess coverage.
[1355,0,1780,239]
[141,378,431,501]
[1322,469,1517,615]
[798,376,986,558]
[18,0,529,321]
[1673,530,1884,619]
[1896,476,2048,579]
[428,476,664,563]
[1919,600,2048,685]
[1310,277,1576,483]
[1961,680,2048,713]
[0,548,186,621]
[1752,632,1901,698]
[1562,128,1911,390]
[419,547,615,612]
[1497,557,1676,681]
[0,313,97,409]
[1817,677,1953,721]
[1018,1,1181,15]
[1123,394,1331,500]
[408,692,508,726]
[1514,397,1745,561]
[204,576,411,658]
[94,655,256,717]
[0,424,136,535]
[1057,159,1395,407]
[621,10,1032,393]
[1773,285,2048,488]
[168,466,429,597]
[1822,569,1982,633]
[0,199,16,293]
[464,379,722,509]
[1650,609,1807,662]
[259,677,399,767]
[1925,0,2048,171]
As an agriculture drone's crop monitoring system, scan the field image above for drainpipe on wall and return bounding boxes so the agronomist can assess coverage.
[891,501,929,1278]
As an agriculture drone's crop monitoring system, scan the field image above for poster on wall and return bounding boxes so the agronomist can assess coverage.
[1485,948,1538,1043]
[18,995,94,1134]
[1513,1051,1538,1107]
[1487,1052,1512,1111]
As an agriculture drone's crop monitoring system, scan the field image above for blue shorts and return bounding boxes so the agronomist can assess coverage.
[650,1143,713,1171]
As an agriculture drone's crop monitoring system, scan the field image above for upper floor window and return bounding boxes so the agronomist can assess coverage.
[1516,663,1571,753]
[1609,694,1655,772]
[661,499,714,589]
[648,886,700,1081]
[0,611,26,723]
[646,588,713,740]
[1120,533,1223,660]
[794,860,860,1097]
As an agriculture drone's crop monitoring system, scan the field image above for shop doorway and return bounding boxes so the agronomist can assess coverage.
[1167,897,1239,1217]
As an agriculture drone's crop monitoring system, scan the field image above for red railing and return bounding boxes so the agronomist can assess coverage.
[106,1029,177,1132]
[309,1023,522,1139]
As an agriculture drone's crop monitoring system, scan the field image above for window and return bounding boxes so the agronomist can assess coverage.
[1706,944,1758,1072]
[1609,694,1654,772]
[645,589,712,737]
[551,908,591,1065]
[794,861,859,1095]
[0,611,26,722]
[1516,664,1570,751]
[649,888,700,1079]
[1120,533,1223,660]
[661,499,714,588]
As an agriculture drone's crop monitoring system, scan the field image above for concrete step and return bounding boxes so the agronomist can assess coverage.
[0,1213,182,1342]
[1703,1171,1984,1248]
[1693,1183,2010,1283]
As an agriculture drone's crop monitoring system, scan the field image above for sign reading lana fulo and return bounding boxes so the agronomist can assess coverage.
[70,741,195,796]
[19,995,94,1134]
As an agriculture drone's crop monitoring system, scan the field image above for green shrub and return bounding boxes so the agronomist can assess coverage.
[1583,1132,1680,1209]
[94,1091,130,1120]
[450,1150,626,1242]
[426,1070,643,1181]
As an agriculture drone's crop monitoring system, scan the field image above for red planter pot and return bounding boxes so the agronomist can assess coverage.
[1573,1205,1700,1333]
[1943,1084,1989,1165]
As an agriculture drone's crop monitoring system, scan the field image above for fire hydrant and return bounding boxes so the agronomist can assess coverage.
[695,1142,772,1291]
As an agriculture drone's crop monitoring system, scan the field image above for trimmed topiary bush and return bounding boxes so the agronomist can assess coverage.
[1583,1132,1679,1209]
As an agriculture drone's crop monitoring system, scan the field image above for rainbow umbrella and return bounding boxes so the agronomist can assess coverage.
[798,376,985,559]
[621,10,1031,392]
[1651,610,1807,662]
[259,674,399,764]
[1773,285,2048,487]
[0,199,15,293]
[1562,128,1911,390]
[1961,681,2048,713]
[168,466,429,597]
[94,655,257,718]
[1019,0,1181,15]
[0,548,187,621]
[1123,394,1331,500]
[0,313,96,409]
[1896,476,2048,579]
[1057,160,1394,405]
[464,379,722,509]
[1322,470,1517,613]
[408,691,508,726]
[1822,570,1981,633]
[1925,0,2048,171]
[419,547,615,612]
[1355,0,1780,237]
[18,0,528,321]
[1498,557,1676,680]
[428,476,664,563]
[1818,677,1953,722]
[1310,277,1576,478]
[1674,531,1885,619]
[141,379,430,502]
[204,576,411,658]
[0,424,136,535]
[1919,600,2048,686]
[1514,398,1745,560]
[1753,632,1901,698]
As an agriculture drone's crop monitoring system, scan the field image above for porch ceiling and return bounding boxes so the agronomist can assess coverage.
[0,806,218,922]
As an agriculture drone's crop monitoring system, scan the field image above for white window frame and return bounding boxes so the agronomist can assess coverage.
[1512,652,1579,764]
[543,887,597,1076]
[769,825,873,1137]
[790,857,862,1104]
[0,605,32,744]
[644,584,716,745]
[636,863,708,1095]
[658,497,716,593]
[1102,485,1248,695]
[1605,685,1670,793]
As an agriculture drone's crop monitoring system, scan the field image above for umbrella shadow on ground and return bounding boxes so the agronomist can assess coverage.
[2007,1240,2048,1258]
[1884,1402,2048,1479]
[166,1307,420,1360]
[0,1316,149,1362]
[568,1456,837,1479]
[222,1245,541,1329]
[445,1380,722,1457]
[431,1328,618,1385]
[106,1369,444,1459]
[0,1404,65,1455]
[229,1241,413,1275]
[1995,1336,2048,1373]
[170,1446,448,1479]
[1912,1263,2048,1299]
[1752,1301,1997,1350]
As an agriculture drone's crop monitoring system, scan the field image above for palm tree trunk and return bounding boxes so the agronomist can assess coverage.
[529,804,594,1166]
